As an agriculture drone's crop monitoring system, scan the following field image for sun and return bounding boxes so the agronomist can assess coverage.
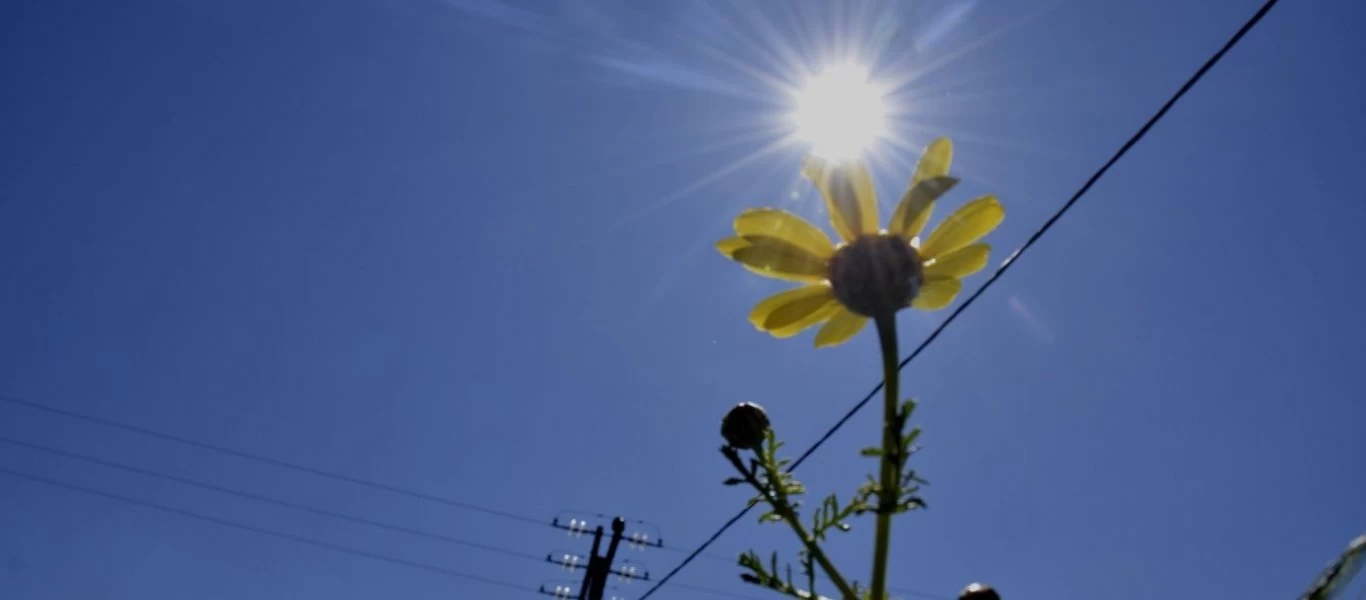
[791,63,889,162]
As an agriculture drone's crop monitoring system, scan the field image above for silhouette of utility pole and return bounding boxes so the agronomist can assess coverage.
[579,517,625,600]
[543,514,652,600]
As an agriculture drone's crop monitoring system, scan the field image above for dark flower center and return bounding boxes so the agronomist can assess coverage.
[827,233,923,318]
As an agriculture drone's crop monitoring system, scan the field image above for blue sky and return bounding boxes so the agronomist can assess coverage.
[2,1,1364,599]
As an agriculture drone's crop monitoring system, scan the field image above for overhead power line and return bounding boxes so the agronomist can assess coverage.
[0,394,786,595]
[2,435,769,600]
[0,467,539,596]
[635,0,1286,597]
[0,435,544,564]
[0,393,543,526]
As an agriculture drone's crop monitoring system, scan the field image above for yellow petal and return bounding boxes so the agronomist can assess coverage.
[888,175,958,239]
[715,237,749,256]
[733,209,834,259]
[813,308,869,348]
[920,195,1004,260]
[802,157,878,241]
[923,243,991,279]
[748,285,838,337]
[911,138,953,187]
[889,138,954,238]
[718,235,829,283]
[774,301,841,338]
[911,277,962,311]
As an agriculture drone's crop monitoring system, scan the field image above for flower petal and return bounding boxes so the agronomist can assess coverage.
[813,308,869,348]
[920,195,1004,260]
[911,277,962,311]
[733,209,834,259]
[749,285,839,337]
[889,176,959,239]
[802,157,879,241]
[774,301,841,338]
[923,243,991,279]
[888,138,953,238]
[717,235,829,283]
[911,137,953,189]
[715,237,750,256]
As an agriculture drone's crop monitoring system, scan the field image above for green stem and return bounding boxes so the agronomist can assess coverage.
[870,314,900,600]
[755,463,856,599]
[774,498,856,600]
[724,446,856,600]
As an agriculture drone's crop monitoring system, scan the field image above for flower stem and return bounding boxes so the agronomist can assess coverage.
[724,447,856,599]
[870,314,900,600]
[770,493,856,600]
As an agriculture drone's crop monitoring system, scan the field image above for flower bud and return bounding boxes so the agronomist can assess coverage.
[720,402,770,450]
[959,583,1000,600]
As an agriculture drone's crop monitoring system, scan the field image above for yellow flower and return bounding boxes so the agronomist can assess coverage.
[716,138,1004,347]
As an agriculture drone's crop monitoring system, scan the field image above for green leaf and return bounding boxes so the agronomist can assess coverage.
[899,398,918,418]
[860,446,882,457]
[902,426,921,445]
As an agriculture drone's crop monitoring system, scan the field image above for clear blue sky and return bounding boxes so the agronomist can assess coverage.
[2,1,1364,599]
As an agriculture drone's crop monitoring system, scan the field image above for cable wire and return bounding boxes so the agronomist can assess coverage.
[0,435,545,564]
[0,466,540,596]
[668,580,947,600]
[0,393,544,526]
[636,0,1285,597]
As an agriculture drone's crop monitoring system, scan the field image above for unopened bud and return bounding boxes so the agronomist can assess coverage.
[720,402,770,450]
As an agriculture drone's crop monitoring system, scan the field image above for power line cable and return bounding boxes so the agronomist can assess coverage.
[2,438,756,599]
[669,581,784,600]
[0,393,544,526]
[0,435,544,564]
[635,0,1285,597]
[667,580,946,600]
[0,396,758,590]
[0,466,540,596]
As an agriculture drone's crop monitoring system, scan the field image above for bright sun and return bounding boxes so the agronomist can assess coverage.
[791,63,889,162]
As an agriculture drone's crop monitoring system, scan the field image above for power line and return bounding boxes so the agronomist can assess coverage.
[0,466,540,596]
[0,435,544,564]
[635,0,1286,597]
[888,587,952,600]
[674,582,950,600]
[0,396,763,593]
[669,581,779,600]
[667,580,945,600]
[0,393,544,526]
[2,438,765,600]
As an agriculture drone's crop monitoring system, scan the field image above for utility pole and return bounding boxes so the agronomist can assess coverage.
[580,518,625,600]
[542,513,655,600]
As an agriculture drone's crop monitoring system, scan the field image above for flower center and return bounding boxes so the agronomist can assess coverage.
[827,233,923,318]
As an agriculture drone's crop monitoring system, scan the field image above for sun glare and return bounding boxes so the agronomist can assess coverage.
[791,63,889,162]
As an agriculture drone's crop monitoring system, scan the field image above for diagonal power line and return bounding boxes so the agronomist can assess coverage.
[0,393,545,527]
[0,435,545,564]
[637,0,1286,597]
[0,467,540,596]
[3,435,770,598]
